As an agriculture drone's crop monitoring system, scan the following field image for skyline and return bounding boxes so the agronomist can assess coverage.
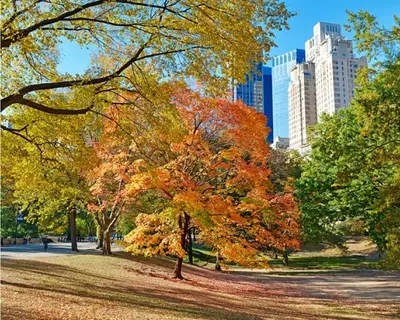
[57,0,399,75]
[268,0,399,60]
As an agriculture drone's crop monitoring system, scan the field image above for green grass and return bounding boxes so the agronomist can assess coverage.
[268,255,373,270]
[188,243,375,270]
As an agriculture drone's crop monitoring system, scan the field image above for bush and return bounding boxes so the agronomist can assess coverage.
[336,218,366,236]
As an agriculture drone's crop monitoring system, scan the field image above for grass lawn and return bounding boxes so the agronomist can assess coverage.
[1,252,399,320]
[191,243,372,270]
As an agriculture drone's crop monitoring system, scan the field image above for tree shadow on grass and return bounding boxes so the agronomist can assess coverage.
[2,278,373,320]
[1,259,264,320]
[2,256,399,320]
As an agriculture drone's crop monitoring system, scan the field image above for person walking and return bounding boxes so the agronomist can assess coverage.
[42,237,48,252]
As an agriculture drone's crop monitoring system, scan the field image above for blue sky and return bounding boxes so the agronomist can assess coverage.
[268,0,399,59]
[57,0,399,74]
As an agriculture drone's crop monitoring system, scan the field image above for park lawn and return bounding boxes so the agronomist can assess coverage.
[267,255,371,270]
[1,252,399,320]
[191,243,373,270]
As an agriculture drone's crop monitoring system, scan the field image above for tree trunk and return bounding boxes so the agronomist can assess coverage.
[193,228,196,243]
[103,230,112,255]
[96,224,103,249]
[70,210,78,252]
[283,251,289,266]
[215,252,222,271]
[173,213,189,279]
[174,257,184,279]
[187,228,193,265]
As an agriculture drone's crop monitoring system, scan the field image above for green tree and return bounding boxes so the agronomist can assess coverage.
[296,109,394,249]
[1,107,92,251]
[297,12,399,267]
[268,148,302,194]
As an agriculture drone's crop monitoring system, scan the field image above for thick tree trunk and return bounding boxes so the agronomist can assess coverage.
[70,210,78,252]
[173,213,190,279]
[174,257,184,279]
[187,228,193,265]
[103,230,112,255]
[215,252,222,271]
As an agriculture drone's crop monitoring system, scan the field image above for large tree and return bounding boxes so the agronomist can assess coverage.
[84,82,182,255]
[1,104,92,251]
[1,0,293,121]
[124,88,300,278]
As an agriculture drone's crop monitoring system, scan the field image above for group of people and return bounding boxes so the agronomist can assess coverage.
[22,235,31,245]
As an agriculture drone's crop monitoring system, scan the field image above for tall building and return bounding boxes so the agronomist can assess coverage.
[262,66,273,143]
[233,63,274,143]
[305,22,367,119]
[233,62,263,113]
[272,49,305,140]
[288,62,317,153]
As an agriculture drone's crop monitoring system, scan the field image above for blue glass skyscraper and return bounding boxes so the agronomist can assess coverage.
[272,49,305,139]
[233,62,274,143]
[233,62,263,112]
[262,66,273,143]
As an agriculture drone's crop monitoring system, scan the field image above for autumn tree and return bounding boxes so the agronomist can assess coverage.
[84,83,183,255]
[1,0,293,127]
[1,107,92,251]
[124,89,300,279]
[1,1,295,253]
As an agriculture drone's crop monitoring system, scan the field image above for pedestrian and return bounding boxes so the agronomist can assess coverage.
[27,235,31,244]
[23,237,27,245]
[1,237,3,247]
[42,237,48,252]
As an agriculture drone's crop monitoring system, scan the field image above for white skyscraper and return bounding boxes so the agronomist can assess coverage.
[305,22,367,119]
[288,22,368,153]
[288,62,317,153]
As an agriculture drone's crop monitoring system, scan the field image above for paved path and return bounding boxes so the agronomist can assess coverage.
[0,242,122,260]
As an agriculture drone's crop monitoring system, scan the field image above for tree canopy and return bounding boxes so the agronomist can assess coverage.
[120,88,300,278]
[1,0,293,119]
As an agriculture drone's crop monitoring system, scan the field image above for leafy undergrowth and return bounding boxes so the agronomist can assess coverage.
[1,253,399,320]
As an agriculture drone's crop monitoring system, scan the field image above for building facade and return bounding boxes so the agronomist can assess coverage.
[262,66,273,143]
[233,62,263,113]
[305,22,367,119]
[233,63,274,143]
[288,62,317,153]
[270,136,289,150]
[272,49,305,140]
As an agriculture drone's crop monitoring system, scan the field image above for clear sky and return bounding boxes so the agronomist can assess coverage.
[268,0,399,58]
[57,0,399,74]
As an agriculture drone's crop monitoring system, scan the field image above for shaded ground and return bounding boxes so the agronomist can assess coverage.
[1,253,399,320]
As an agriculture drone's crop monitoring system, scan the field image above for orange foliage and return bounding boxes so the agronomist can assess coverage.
[122,88,301,270]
